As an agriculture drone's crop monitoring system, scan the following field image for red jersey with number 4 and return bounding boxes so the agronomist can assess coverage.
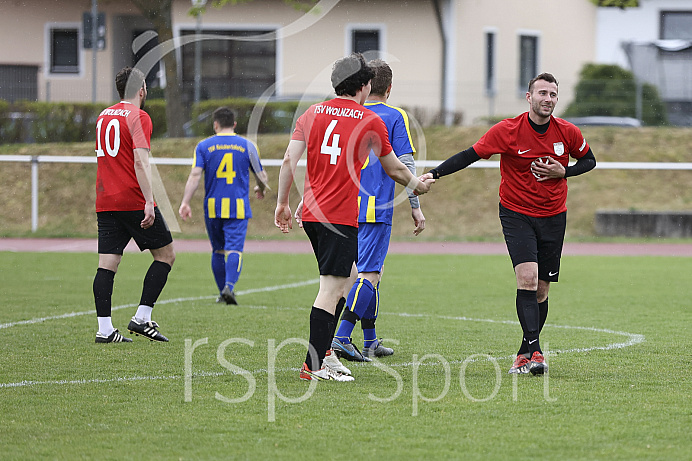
[95,102,153,212]
[292,98,392,227]
[473,113,589,217]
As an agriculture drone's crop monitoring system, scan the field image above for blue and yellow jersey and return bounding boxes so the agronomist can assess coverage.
[357,101,416,225]
[193,133,264,220]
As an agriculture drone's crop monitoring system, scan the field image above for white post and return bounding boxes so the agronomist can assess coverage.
[31,156,39,232]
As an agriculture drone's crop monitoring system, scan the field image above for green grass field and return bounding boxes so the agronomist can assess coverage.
[0,250,690,460]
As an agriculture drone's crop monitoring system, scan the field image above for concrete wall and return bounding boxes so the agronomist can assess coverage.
[595,210,692,237]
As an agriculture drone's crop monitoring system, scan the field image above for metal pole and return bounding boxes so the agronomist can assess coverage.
[194,12,202,104]
[91,0,98,103]
[31,156,39,232]
[635,78,643,124]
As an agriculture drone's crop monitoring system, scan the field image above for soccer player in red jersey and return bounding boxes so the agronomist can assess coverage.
[275,53,434,381]
[93,67,175,344]
[424,73,596,375]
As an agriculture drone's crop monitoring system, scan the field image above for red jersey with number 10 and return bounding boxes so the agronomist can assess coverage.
[473,113,589,217]
[95,102,153,212]
[292,98,392,227]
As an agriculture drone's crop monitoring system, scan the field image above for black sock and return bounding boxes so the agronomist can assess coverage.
[516,289,541,355]
[340,309,360,326]
[361,318,376,330]
[518,297,549,356]
[539,298,549,331]
[330,297,346,339]
[93,268,115,317]
[139,261,171,307]
[305,307,335,371]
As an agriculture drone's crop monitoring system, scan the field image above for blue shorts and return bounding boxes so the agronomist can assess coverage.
[205,217,248,252]
[356,222,392,273]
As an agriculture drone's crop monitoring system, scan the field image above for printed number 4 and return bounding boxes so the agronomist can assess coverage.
[321,119,341,165]
[216,153,236,184]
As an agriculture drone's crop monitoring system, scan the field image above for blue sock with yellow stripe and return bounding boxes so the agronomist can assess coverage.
[362,282,379,348]
[334,278,375,344]
[225,252,242,292]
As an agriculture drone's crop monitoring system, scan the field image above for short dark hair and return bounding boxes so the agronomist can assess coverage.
[213,107,236,129]
[368,59,392,96]
[528,73,559,93]
[331,53,375,96]
[115,67,146,100]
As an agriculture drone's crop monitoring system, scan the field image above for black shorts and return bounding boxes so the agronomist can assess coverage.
[97,207,173,254]
[499,203,566,282]
[303,221,358,277]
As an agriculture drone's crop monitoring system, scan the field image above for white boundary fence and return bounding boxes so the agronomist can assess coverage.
[3,154,692,232]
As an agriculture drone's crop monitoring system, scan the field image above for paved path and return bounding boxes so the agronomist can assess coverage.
[1,237,691,256]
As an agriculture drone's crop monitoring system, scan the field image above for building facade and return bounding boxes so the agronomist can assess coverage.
[596,0,692,125]
[0,0,598,126]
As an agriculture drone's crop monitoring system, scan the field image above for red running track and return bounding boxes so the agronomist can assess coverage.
[1,238,691,257]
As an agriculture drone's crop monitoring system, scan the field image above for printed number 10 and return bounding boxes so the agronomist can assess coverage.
[95,118,121,157]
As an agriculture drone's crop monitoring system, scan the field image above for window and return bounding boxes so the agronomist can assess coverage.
[50,28,79,74]
[353,30,380,55]
[519,34,538,94]
[661,11,692,40]
[485,31,496,96]
[346,25,385,59]
[0,65,38,102]
[180,29,276,100]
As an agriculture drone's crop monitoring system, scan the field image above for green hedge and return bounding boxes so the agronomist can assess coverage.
[0,98,312,143]
[189,98,310,137]
[0,101,167,143]
[145,101,168,138]
[562,64,668,126]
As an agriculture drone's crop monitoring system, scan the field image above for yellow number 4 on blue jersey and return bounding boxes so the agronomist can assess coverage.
[216,153,237,184]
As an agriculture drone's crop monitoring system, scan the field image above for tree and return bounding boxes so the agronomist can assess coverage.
[129,0,317,138]
[128,0,186,137]
[562,63,668,126]
[191,0,316,15]
[589,0,639,8]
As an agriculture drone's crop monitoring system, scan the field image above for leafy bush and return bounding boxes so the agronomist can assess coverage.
[0,100,26,143]
[189,98,312,137]
[562,64,668,126]
[0,100,168,144]
[144,100,167,138]
[0,98,309,143]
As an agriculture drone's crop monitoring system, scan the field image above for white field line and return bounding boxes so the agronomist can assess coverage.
[0,292,645,389]
[0,279,320,330]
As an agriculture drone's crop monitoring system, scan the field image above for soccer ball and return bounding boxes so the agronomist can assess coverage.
[531,156,550,179]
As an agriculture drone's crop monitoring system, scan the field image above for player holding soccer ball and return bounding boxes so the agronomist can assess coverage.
[423,73,597,375]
